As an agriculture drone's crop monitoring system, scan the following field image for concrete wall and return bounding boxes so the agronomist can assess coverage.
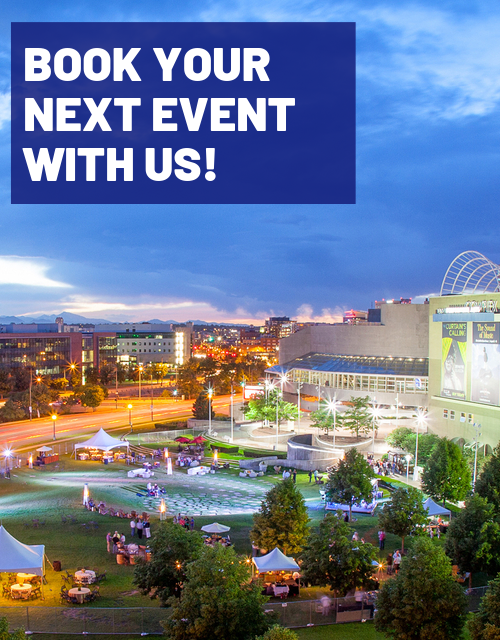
[280,304,429,364]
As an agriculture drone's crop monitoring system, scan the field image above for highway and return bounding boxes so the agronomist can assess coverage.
[0,396,232,452]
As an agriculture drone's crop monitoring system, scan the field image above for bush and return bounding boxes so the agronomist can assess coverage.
[210,444,240,454]
[243,449,287,459]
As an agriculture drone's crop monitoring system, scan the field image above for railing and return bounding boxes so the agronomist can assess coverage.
[0,587,488,635]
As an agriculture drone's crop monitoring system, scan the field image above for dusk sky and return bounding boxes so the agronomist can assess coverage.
[1,1,499,324]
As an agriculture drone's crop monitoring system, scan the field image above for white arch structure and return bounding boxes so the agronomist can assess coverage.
[441,251,500,296]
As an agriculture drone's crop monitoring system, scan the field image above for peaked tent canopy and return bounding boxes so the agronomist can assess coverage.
[201,522,230,534]
[253,547,300,573]
[0,526,45,575]
[423,497,451,518]
[74,428,129,452]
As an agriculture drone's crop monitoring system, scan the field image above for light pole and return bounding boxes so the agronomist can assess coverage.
[296,381,303,435]
[150,373,154,422]
[405,454,411,483]
[138,365,143,399]
[370,400,381,456]
[325,398,340,450]
[128,404,133,431]
[414,409,427,482]
[207,387,214,435]
[28,369,32,422]
[473,422,482,491]
[51,414,57,441]
[230,384,234,443]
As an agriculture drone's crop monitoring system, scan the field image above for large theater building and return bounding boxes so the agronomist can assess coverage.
[428,292,500,452]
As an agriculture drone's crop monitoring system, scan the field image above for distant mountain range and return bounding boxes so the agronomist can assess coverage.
[0,314,249,327]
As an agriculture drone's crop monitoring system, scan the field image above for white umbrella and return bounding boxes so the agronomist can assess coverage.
[201,522,231,534]
[36,446,53,453]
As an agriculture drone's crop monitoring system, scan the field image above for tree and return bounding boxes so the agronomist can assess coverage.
[0,371,12,398]
[310,407,337,434]
[325,448,374,521]
[99,363,116,386]
[386,426,415,450]
[301,513,378,596]
[177,359,203,399]
[243,389,299,431]
[192,392,215,420]
[386,428,440,468]
[375,538,467,640]
[445,494,494,588]
[0,398,26,423]
[255,626,298,640]
[341,396,372,438]
[73,385,106,411]
[162,544,271,640]
[250,478,309,555]
[0,616,25,640]
[378,487,427,552]
[134,521,203,605]
[84,366,100,385]
[475,442,500,515]
[468,572,500,640]
[422,438,471,506]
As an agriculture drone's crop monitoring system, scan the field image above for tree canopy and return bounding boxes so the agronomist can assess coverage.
[133,521,203,605]
[310,406,337,434]
[192,391,215,420]
[375,537,467,640]
[422,438,471,505]
[386,427,440,468]
[0,617,25,640]
[325,448,374,521]
[301,513,378,596]
[242,389,299,430]
[475,442,500,515]
[162,545,271,640]
[378,486,427,552]
[250,478,309,555]
[341,396,372,438]
[468,572,500,640]
[72,384,106,410]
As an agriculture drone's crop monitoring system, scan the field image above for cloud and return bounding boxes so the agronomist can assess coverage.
[0,92,9,130]
[295,303,345,324]
[0,256,71,288]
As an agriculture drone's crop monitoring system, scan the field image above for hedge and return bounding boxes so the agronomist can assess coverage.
[210,444,240,454]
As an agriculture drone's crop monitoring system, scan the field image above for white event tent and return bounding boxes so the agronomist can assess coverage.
[74,428,129,456]
[252,547,300,574]
[0,526,45,575]
[423,497,452,519]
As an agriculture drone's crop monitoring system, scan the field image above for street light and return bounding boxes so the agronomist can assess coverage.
[325,398,340,450]
[138,365,143,399]
[128,404,133,431]
[405,454,412,483]
[3,448,13,472]
[230,384,234,443]
[414,409,427,481]
[296,381,303,435]
[51,414,57,441]
[473,422,482,491]
[370,401,381,455]
[207,387,214,435]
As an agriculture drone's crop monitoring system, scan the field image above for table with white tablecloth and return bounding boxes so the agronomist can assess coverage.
[75,570,96,584]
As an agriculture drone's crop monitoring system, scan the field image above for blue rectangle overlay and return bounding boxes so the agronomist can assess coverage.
[12,22,355,204]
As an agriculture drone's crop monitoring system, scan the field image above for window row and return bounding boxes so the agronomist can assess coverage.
[290,369,428,394]
[442,409,473,423]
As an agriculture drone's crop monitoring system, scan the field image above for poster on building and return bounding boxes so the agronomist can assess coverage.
[441,323,467,400]
[471,322,500,405]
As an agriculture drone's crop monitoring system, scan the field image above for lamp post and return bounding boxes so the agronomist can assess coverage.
[128,404,133,431]
[138,365,143,399]
[473,422,482,491]
[405,454,411,483]
[414,409,427,482]
[325,398,340,450]
[51,414,57,441]
[28,369,32,422]
[207,386,214,435]
[230,384,234,443]
[150,373,154,422]
[370,400,380,456]
[296,381,303,435]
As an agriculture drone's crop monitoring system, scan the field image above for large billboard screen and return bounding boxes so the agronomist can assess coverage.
[471,322,500,405]
[441,322,467,400]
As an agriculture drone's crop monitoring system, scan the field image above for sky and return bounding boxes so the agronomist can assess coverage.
[1,0,500,324]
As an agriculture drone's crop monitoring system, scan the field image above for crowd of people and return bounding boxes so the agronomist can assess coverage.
[173,514,195,530]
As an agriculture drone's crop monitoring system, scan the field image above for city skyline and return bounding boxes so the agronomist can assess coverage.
[1,1,499,322]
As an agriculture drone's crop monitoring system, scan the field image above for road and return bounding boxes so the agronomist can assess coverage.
[0,396,231,452]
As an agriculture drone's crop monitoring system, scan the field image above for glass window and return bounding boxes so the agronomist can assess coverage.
[468,414,473,424]
[443,409,448,419]
[460,412,466,423]
[450,410,455,420]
